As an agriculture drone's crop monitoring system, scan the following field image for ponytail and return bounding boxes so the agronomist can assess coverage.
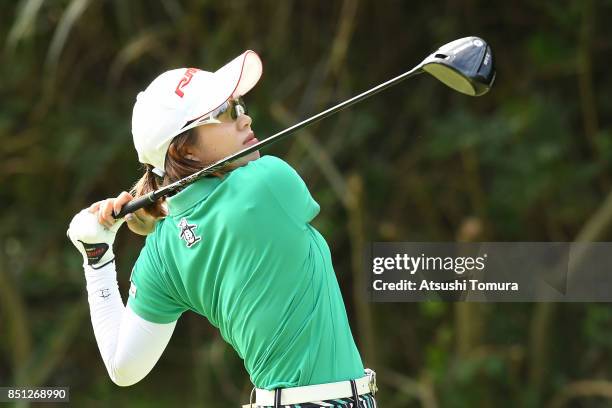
[131,164,165,218]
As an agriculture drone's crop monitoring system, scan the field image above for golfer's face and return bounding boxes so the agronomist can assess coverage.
[191,109,260,168]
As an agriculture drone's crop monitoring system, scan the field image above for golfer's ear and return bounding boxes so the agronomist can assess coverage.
[181,145,201,162]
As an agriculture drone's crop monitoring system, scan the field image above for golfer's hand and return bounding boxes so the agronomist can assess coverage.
[90,191,158,236]
[67,209,124,268]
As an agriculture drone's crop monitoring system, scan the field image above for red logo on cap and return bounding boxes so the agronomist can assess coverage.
[175,68,199,98]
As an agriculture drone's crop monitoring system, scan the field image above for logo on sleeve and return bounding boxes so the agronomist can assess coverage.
[98,288,111,299]
[178,218,201,248]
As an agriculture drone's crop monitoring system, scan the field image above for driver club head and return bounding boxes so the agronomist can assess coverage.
[420,36,496,96]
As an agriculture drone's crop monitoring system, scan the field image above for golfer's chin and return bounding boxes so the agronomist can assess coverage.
[229,151,260,169]
[240,150,260,164]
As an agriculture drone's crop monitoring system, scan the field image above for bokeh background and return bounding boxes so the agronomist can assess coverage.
[2,1,612,407]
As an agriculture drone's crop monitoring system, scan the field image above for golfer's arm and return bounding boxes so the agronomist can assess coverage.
[84,261,176,386]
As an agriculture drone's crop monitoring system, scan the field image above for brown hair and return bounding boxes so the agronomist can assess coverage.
[132,129,221,218]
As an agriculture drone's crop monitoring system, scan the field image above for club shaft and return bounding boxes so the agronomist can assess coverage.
[115,66,424,218]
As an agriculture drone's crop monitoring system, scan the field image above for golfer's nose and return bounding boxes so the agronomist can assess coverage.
[236,113,252,130]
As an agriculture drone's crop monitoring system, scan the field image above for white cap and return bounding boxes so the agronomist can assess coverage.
[131,50,263,175]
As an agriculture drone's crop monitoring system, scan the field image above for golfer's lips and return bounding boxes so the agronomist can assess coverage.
[243,132,258,146]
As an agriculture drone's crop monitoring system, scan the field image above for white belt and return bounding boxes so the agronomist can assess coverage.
[242,368,377,407]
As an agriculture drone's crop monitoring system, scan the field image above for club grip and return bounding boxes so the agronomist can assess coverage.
[113,193,155,219]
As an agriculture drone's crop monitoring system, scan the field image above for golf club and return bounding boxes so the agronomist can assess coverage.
[114,36,495,218]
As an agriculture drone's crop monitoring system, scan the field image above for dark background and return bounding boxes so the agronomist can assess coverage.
[1,1,612,407]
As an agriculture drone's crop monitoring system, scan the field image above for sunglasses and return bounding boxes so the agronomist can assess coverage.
[190,97,248,128]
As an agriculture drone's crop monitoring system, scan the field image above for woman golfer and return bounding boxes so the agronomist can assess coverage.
[67,51,377,408]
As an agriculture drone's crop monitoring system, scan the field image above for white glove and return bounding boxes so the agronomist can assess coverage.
[67,209,125,269]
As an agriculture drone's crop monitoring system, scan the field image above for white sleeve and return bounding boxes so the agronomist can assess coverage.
[84,260,177,387]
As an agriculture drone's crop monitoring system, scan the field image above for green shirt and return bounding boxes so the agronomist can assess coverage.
[127,155,364,389]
